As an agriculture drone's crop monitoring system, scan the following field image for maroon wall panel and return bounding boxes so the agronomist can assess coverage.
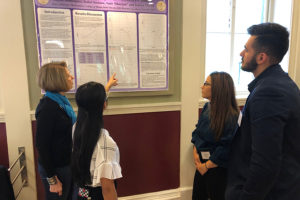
[32,111,180,199]
[104,111,180,196]
[0,123,9,168]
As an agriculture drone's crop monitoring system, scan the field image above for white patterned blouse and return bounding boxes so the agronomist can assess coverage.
[89,129,122,187]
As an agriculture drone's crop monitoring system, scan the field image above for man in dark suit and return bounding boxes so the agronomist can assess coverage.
[226,23,300,200]
[0,165,15,200]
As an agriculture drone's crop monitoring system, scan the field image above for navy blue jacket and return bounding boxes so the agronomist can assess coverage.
[226,65,300,200]
[0,166,15,200]
[191,102,238,168]
[35,97,73,177]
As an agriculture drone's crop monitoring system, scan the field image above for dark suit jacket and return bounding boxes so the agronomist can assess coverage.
[0,165,15,200]
[226,65,300,200]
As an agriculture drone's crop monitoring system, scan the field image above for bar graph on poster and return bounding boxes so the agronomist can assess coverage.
[34,0,169,92]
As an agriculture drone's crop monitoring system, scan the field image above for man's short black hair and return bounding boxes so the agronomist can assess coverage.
[247,23,289,64]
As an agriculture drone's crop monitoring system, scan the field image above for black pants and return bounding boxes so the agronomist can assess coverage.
[192,167,227,200]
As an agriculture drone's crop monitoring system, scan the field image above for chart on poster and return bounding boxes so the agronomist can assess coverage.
[34,0,169,92]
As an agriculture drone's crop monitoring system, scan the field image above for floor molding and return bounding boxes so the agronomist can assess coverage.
[119,187,192,200]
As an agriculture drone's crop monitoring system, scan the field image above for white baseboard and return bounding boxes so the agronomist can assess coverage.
[119,187,192,200]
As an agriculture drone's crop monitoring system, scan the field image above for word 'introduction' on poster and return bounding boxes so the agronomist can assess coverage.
[35,0,169,92]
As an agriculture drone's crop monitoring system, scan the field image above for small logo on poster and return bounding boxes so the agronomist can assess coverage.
[38,0,49,5]
[156,1,166,12]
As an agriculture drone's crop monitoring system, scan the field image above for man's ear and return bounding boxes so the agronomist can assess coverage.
[256,52,268,64]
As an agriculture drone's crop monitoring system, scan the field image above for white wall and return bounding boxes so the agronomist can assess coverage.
[289,0,300,87]
[0,86,3,114]
[0,1,37,199]
[180,0,206,192]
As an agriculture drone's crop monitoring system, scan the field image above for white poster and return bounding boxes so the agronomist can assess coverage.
[73,10,107,86]
[139,14,167,88]
[37,8,75,89]
[107,12,139,89]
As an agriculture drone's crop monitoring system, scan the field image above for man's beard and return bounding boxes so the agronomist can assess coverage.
[241,54,258,72]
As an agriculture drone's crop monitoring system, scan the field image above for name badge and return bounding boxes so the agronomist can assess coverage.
[201,151,210,160]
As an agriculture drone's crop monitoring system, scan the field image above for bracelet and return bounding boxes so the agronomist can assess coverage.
[204,162,209,170]
[105,92,109,101]
[47,176,57,185]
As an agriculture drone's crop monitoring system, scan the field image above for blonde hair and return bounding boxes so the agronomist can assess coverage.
[38,62,70,92]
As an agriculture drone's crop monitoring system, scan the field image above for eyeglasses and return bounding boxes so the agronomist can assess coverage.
[203,82,211,86]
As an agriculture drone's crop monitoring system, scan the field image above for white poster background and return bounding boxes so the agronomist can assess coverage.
[37,8,75,90]
[139,13,167,88]
[107,12,139,89]
[73,10,107,86]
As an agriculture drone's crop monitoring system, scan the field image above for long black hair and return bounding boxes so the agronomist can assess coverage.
[71,82,106,187]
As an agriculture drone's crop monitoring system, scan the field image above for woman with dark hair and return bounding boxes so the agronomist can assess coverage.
[36,62,117,200]
[72,82,122,200]
[191,72,239,200]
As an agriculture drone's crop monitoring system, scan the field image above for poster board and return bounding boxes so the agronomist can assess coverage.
[34,0,169,92]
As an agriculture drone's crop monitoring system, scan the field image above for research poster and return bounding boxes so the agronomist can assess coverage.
[34,0,169,92]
